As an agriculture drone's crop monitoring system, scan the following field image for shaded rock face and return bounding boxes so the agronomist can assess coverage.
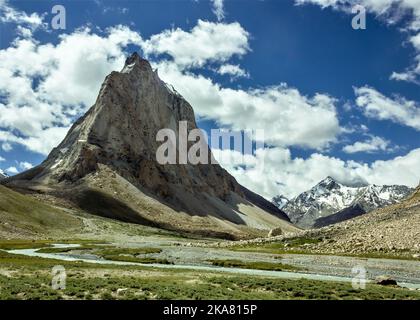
[276,176,413,229]
[6,53,292,238]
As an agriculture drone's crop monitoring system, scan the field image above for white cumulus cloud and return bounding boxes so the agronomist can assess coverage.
[342,135,392,154]
[218,147,420,199]
[141,20,249,69]
[0,0,46,31]
[19,161,33,170]
[157,61,340,149]
[354,86,420,130]
[5,166,18,175]
[217,64,250,79]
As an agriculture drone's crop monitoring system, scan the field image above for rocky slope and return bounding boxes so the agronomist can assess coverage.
[3,53,296,239]
[211,186,420,258]
[303,185,420,256]
[276,176,412,228]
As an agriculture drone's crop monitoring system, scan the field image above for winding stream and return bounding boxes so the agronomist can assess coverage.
[5,244,420,290]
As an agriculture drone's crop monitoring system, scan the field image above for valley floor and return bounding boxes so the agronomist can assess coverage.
[0,186,419,300]
[0,235,419,300]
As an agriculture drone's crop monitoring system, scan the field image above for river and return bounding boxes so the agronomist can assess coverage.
[5,244,420,290]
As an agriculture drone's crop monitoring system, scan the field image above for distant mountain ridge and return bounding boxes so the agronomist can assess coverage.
[273,176,413,228]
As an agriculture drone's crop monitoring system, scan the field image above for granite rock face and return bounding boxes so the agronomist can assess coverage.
[5,53,295,239]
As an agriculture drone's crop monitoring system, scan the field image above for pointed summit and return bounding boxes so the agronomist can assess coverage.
[125,51,142,64]
[121,52,152,74]
[4,54,295,239]
[316,176,340,191]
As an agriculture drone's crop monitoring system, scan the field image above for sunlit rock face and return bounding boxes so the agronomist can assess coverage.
[5,53,295,239]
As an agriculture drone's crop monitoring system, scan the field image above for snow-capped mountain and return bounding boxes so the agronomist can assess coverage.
[274,176,413,229]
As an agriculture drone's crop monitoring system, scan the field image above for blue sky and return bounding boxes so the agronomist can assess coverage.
[0,0,419,198]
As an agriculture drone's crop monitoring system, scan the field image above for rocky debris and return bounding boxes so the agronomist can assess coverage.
[375,276,398,286]
[276,176,413,229]
[3,52,296,239]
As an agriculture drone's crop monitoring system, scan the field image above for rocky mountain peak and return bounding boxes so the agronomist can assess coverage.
[4,53,294,239]
[125,51,142,65]
[316,176,341,191]
[323,176,335,183]
[121,52,153,74]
